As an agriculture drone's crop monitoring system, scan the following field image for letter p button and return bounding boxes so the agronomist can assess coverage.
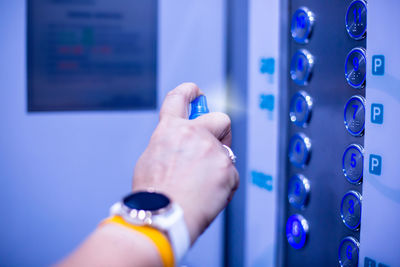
[371,103,384,124]
[372,55,385,76]
[369,154,382,176]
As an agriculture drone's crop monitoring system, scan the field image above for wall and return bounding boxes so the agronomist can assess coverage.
[0,1,226,265]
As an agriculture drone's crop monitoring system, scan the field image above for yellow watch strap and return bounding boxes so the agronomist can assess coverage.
[101,215,175,267]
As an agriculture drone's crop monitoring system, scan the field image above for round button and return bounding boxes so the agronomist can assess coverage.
[345,0,367,40]
[288,133,311,168]
[288,174,310,209]
[340,191,362,230]
[286,214,309,249]
[291,7,315,44]
[338,236,360,267]
[342,144,364,184]
[290,49,314,86]
[345,47,366,89]
[290,91,313,128]
[344,95,366,136]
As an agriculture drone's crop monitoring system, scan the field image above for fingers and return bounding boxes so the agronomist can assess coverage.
[160,83,202,120]
[193,112,232,146]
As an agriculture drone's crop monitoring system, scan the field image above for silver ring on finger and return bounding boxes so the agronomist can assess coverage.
[222,145,237,164]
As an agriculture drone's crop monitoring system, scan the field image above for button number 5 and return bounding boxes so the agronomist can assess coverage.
[350,153,357,168]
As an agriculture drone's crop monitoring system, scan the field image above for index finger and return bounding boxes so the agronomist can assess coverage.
[192,112,232,146]
[160,83,202,120]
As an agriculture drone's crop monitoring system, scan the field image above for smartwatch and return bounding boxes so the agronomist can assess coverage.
[110,191,190,264]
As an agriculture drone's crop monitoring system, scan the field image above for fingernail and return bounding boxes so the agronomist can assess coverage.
[189,95,209,120]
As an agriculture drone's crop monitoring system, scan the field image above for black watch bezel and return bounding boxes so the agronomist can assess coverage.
[123,191,171,212]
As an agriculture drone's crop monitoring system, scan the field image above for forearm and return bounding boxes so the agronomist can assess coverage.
[58,223,162,267]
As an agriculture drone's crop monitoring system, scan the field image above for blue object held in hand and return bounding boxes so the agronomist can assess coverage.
[189,95,209,120]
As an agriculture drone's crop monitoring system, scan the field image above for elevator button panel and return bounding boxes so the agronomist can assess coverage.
[288,133,311,168]
[340,191,362,230]
[284,1,366,264]
[345,0,367,40]
[344,95,366,136]
[288,174,310,209]
[342,144,364,184]
[338,236,360,267]
[286,214,309,249]
[290,49,314,86]
[345,47,366,89]
[290,91,313,127]
[291,7,315,44]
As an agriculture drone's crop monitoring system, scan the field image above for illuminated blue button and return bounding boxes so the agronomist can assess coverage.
[290,49,314,86]
[345,47,366,89]
[288,174,310,209]
[344,95,366,136]
[342,144,364,184]
[286,214,309,249]
[346,0,367,40]
[288,133,311,168]
[290,91,313,128]
[338,236,360,267]
[340,191,362,230]
[291,7,315,44]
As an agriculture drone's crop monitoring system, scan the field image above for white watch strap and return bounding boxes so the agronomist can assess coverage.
[165,204,190,264]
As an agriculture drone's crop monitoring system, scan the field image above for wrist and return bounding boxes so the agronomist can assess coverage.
[101,216,174,267]
[108,191,190,265]
[97,223,163,266]
[59,223,162,267]
[177,201,204,244]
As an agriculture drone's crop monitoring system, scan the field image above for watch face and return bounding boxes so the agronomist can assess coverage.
[123,192,170,211]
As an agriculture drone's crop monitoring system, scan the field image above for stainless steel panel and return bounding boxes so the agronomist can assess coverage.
[280,0,366,265]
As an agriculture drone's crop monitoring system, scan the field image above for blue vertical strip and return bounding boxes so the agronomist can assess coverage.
[224,0,248,266]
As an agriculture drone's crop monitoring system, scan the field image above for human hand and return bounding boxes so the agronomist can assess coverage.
[132,83,239,244]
